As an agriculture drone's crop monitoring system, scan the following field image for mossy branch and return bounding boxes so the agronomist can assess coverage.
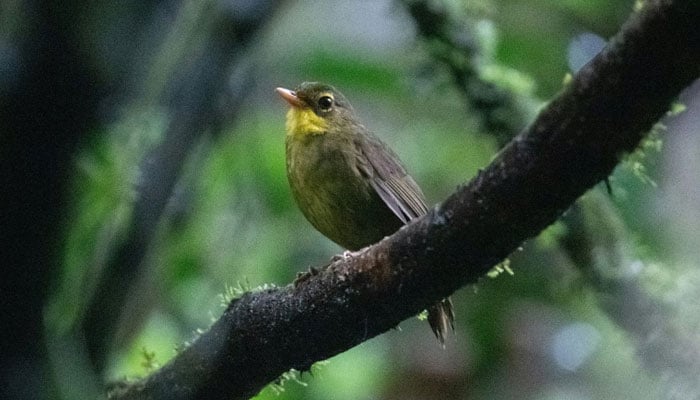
[402,0,529,146]
[110,1,700,399]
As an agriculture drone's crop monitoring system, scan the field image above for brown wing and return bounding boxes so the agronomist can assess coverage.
[357,132,455,344]
[356,133,429,224]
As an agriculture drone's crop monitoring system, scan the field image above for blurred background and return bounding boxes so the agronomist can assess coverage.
[3,0,700,399]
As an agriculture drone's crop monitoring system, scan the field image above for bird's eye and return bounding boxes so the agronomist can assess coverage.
[317,96,333,111]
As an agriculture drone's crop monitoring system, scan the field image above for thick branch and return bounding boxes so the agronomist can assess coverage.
[0,1,101,397]
[80,0,283,372]
[112,1,700,399]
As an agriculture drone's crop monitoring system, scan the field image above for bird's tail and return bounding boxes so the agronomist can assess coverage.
[427,297,455,345]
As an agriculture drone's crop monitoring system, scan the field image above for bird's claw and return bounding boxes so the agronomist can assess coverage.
[293,265,320,287]
[331,249,364,262]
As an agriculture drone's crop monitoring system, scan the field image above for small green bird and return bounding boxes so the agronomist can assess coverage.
[277,82,454,343]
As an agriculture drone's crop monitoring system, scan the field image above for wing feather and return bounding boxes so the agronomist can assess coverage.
[356,132,453,343]
[356,133,428,223]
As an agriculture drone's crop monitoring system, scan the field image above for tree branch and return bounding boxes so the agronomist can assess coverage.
[80,0,284,372]
[402,0,528,146]
[111,1,700,399]
[0,1,102,397]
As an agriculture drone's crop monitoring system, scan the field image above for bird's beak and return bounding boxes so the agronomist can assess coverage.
[276,87,304,108]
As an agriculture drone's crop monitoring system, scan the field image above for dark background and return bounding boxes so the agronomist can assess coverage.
[2,1,699,399]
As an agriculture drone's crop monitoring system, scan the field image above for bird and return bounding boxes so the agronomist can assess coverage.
[276,81,454,344]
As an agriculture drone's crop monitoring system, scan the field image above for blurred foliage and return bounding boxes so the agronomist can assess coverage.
[32,0,700,399]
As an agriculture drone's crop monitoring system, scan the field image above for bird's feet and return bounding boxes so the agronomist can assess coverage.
[293,265,320,287]
[331,248,366,262]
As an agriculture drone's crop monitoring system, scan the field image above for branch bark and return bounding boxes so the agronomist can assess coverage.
[111,1,700,399]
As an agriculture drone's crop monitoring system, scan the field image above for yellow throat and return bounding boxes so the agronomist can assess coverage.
[285,108,328,138]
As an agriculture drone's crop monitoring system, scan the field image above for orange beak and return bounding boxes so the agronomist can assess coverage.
[276,87,304,108]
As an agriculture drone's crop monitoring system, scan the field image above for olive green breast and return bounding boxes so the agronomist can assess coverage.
[286,133,403,251]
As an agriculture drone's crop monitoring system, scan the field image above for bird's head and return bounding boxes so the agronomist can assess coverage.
[276,82,357,139]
